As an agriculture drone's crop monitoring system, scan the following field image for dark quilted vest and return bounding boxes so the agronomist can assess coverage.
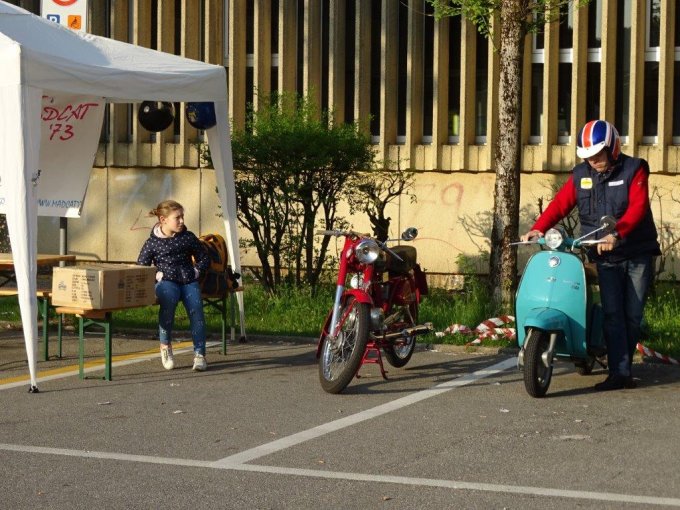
[572,154,660,262]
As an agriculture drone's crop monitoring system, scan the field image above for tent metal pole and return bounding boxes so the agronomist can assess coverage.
[59,217,68,265]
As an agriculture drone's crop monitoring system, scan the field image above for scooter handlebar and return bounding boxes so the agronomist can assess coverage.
[510,240,539,246]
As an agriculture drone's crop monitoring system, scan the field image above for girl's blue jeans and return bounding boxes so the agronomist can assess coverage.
[155,280,206,355]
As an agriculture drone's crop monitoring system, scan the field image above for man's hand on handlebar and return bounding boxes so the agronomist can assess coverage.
[520,230,543,243]
[596,234,619,255]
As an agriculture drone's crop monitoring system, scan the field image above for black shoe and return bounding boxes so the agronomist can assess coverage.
[593,375,636,392]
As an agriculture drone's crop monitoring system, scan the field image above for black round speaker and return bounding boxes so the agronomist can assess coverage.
[138,101,175,132]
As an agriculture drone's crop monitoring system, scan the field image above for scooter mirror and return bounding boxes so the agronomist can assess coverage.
[401,227,418,241]
[599,215,617,233]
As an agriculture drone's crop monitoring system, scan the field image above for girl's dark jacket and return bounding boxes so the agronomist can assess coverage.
[137,224,210,284]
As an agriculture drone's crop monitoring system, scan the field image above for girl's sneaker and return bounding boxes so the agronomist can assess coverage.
[160,345,175,370]
[192,354,207,372]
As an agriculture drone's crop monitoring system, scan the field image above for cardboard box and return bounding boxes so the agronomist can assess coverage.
[51,264,157,310]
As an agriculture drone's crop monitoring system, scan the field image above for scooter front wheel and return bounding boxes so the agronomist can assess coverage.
[318,297,370,394]
[524,329,553,398]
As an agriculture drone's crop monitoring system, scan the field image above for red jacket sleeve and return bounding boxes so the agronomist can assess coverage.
[532,176,577,233]
[615,166,650,238]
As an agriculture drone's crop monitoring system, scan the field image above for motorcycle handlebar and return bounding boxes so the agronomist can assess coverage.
[315,229,366,237]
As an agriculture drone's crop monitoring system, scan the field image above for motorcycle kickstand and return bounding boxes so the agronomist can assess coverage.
[356,340,388,380]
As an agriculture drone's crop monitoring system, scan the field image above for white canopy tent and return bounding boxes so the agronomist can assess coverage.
[0,2,244,391]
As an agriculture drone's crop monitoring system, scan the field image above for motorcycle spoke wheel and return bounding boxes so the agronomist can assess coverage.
[318,297,369,394]
[382,302,418,368]
[523,329,553,398]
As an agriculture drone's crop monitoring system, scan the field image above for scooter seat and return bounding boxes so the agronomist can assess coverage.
[386,245,417,274]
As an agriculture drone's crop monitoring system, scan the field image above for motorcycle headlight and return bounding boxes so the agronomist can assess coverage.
[544,228,564,250]
[354,239,380,264]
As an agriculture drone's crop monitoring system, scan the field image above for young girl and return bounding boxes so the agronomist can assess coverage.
[137,200,210,371]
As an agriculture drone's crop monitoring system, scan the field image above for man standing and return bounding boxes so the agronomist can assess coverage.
[521,120,660,391]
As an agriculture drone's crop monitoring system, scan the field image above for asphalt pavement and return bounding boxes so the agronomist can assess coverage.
[1,330,679,509]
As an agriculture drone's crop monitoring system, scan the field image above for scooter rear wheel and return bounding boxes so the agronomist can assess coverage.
[318,296,370,394]
[524,329,553,398]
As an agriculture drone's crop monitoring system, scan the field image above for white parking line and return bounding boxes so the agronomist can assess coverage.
[1,357,679,506]
[1,442,678,506]
[211,357,517,467]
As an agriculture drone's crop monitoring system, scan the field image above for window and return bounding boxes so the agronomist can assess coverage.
[322,0,330,116]
[643,0,661,142]
[557,64,572,140]
[396,0,408,143]
[530,64,543,142]
[447,15,461,143]
[475,32,488,143]
[271,0,279,103]
[529,16,545,144]
[343,0,354,123]
[296,0,304,97]
[369,0,381,140]
[557,2,573,143]
[422,1,434,143]
[673,0,680,142]
[585,0,602,123]
[615,0,632,141]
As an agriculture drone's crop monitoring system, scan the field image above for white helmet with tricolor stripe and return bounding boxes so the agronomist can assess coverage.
[576,120,621,161]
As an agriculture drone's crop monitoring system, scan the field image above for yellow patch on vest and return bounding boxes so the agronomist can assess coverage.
[580,177,593,190]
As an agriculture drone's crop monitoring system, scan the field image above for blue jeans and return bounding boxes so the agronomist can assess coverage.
[155,280,206,355]
[597,255,654,377]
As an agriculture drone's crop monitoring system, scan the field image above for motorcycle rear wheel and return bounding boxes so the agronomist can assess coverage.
[382,302,418,368]
[523,328,553,398]
[318,296,370,394]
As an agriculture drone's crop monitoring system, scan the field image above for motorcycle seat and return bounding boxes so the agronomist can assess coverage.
[386,245,417,274]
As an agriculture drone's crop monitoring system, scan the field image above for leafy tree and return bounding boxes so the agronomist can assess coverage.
[430,0,589,309]
[231,93,375,293]
[346,166,416,242]
[0,215,9,252]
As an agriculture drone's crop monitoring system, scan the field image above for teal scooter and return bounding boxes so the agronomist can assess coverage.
[513,216,616,397]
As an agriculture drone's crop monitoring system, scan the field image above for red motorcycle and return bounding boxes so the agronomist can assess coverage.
[316,227,432,393]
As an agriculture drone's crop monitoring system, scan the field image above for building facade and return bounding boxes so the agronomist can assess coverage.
[12,0,680,279]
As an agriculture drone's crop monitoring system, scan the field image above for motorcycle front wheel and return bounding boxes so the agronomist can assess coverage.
[382,302,418,368]
[523,328,553,398]
[318,296,370,394]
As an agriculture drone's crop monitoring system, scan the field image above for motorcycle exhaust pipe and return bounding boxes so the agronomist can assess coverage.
[378,323,434,341]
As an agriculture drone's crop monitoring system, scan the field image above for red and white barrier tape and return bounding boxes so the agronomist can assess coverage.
[436,315,516,345]
[637,342,680,365]
[437,322,679,363]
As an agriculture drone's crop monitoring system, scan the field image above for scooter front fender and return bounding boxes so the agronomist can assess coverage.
[519,308,572,349]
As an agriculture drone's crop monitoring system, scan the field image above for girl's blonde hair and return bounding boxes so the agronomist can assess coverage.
[149,200,184,219]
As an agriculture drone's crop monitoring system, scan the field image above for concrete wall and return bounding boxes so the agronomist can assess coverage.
[37,167,680,287]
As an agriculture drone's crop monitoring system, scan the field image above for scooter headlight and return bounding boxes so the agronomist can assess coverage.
[544,228,564,250]
[354,239,380,264]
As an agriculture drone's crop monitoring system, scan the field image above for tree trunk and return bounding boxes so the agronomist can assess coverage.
[489,2,528,310]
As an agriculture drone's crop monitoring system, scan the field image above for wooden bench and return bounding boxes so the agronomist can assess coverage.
[54,288,242,381]
[0,287,55,361]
